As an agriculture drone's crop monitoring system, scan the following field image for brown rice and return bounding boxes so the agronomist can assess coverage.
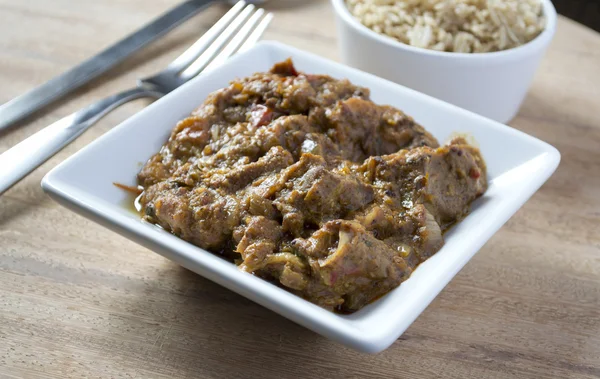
[345,0,546,53]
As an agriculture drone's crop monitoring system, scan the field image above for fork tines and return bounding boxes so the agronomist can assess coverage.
[173,1,273,80]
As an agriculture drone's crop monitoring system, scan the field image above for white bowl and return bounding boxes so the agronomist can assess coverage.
[331,0,557,123]
[42,41,559,353]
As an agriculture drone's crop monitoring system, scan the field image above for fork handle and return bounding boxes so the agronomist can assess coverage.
[0,87,160,195]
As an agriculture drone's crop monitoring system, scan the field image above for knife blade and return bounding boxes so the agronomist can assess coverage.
[0,0,217,133]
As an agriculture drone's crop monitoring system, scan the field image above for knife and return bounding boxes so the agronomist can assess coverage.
[0,0,217,133]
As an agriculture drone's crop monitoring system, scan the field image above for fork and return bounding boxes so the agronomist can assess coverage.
[0,1,272,195]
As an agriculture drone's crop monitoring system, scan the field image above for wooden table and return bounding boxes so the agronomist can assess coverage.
[1,1,599,378]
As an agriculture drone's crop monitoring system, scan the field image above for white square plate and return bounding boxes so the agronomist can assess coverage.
[42,41,560,353]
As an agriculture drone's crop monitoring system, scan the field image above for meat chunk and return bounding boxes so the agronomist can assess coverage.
[273,154,374,236]
[324,98,439,161]
[141,183,241,251]
[207,146,294,191]
[235,216,283,272]
[361,138,487,229]
[295,220,412,311]
[235,216,309,292]
[379,105,440,150]
[354,203,443,266]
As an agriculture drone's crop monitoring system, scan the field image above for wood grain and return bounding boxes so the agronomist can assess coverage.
[1,1,599,378]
